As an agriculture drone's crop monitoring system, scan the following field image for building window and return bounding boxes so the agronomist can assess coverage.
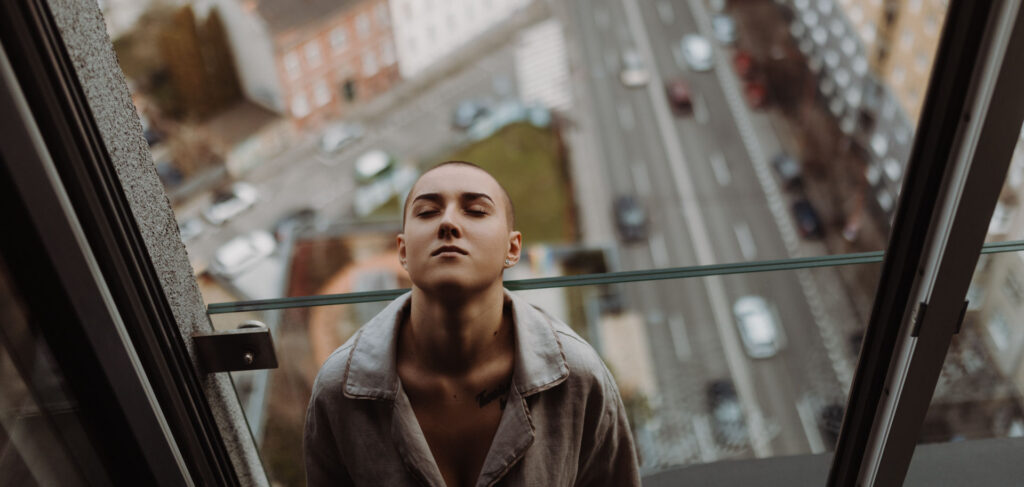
[871,133,889,157]
[291,92,310,117]
[830,18,844,37]
[862,22,877,44]
[382,39,396,66]
[330,27,348,52]
[357,13,371,38]
[376,3,389,26]
[884,157,902,182]
[284,51,300,78]
[892,65,906,85]
[916,53,930,72]
[901,30,914,49]
[987,311,1010,350]
[305,41,322,68]
[313,79,331,107]
[989,201,1015,235]
[866,163,882,185]
[1004,271,1023,304]
[362,51,378,77]
[877,189,894,212]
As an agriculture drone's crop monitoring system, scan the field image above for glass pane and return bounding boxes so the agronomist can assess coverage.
[924,127,1024,443]
[0,257,113,485]
[214,261,878,482]
[99,0,950,306]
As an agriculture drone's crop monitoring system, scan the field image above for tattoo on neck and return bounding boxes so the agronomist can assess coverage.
[475,382,511,409]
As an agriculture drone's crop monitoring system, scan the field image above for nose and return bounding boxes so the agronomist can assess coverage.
[437,207,461,239]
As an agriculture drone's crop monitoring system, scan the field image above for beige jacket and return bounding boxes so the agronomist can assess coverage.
[304,290,641,486]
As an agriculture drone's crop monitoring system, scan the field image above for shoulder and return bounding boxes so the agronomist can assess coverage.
[531,304,618,392]
[310,331,360,401]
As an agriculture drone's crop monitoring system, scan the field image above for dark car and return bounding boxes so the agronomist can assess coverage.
[819,402,845,448]
[772,152,803,190]
[665,78,693,114]
[614,196,648,242]
[707,380,748,447]
[273,207,317,241]
[792,198,824,238]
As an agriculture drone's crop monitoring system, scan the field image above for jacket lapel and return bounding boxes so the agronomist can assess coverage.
[392,384,447,486]
[474,383,535,487]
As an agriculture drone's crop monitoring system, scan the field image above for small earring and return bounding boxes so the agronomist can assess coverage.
[505,259,511,266]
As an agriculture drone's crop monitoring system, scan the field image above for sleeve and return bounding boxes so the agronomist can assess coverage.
[304,382,354,487]
[575,367,642,487]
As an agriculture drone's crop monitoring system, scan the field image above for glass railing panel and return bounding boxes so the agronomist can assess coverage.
[212,258,883,482]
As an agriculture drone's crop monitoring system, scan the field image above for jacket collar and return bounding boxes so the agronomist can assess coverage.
[342,289,570,400]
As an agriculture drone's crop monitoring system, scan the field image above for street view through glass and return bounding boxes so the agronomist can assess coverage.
[101,0,1022,483]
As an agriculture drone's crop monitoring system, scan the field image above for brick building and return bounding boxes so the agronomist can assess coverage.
[209,0,400,126]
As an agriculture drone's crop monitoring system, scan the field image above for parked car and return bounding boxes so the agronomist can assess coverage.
[614,196,648,242]
[619,49,651,87]
[203,182,258,226]
[273,207,317,241]
[711,14,737,45]
[680,34,714,72]
[771,152,803,190]
[320,122,364,153]
[733,295,784,358]
[210,230,276,278]
[792,198,824,238]
[452,99,491,129]
[177,217,204,243]
[819,402,845,448]
[665,78,693,114]
[353,150,395,184]
[744,80,768,108]
[707,380,748,447]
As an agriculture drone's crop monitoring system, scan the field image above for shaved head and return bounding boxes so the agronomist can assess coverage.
[402,161,515,230]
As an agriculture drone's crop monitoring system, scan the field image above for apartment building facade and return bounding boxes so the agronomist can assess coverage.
[783,0,948,225]
[209,0,400,125]
[387,0,530,79]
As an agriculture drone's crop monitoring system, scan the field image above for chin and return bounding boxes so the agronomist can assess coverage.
[412,271,499,298]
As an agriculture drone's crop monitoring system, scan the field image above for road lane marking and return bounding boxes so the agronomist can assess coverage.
[733,222,757,260]
[796,397,827,454]
[649,233,669,268]
[683,0,853,391]
[622,0,772,457]
[710,152,731,186]
[668,313,692,361]
[618,101,636,130]
[604,49,619,75]
[693,415,718,463]
[657,1,675,24]
[694,93,709,124]
[631,160,651,194]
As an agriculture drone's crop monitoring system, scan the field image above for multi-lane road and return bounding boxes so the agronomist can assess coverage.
[558,0,851,466]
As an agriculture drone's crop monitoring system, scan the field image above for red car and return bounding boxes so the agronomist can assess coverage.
[744,80,768,108]
[665,78,692,114]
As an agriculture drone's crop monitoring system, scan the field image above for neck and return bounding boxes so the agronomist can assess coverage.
[403,283,512,375]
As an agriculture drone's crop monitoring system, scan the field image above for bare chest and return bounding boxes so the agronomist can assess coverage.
[405,380,512,487]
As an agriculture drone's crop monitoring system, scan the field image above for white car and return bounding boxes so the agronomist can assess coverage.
[619,49,651,87]
[320,123,364,153]
[203,182,258,226]
[680,34,715,72]
[177,217,204,243]
[712,14,737,45]
[354,150,395,184]
[210,230,276,278]
[733,295,784,358]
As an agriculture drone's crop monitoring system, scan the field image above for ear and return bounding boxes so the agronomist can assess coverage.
[505,230,522,266]
[397,233,407,269]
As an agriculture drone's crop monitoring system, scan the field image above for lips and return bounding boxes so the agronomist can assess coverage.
[431,245,468,256]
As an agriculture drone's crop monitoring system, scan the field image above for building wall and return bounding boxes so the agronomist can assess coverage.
[208,0,286,112]
[274,0,400,125]
[973,127,1024,400]
[388,0,530,79]
[880,0,948,123]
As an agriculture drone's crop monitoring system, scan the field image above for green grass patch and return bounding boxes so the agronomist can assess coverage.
[442,122,573,244]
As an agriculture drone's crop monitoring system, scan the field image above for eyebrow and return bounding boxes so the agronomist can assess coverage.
[410,192,496,206]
